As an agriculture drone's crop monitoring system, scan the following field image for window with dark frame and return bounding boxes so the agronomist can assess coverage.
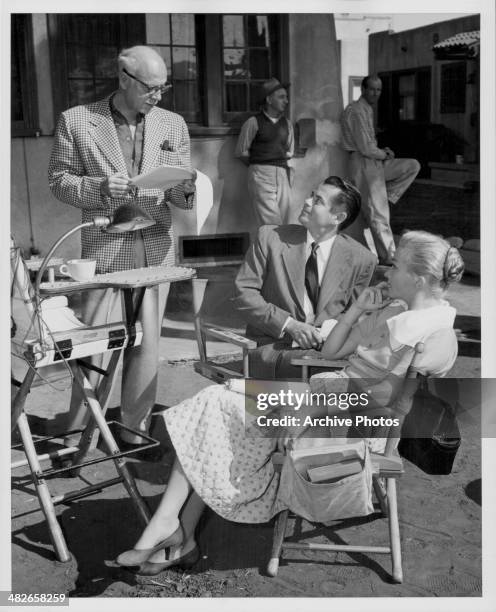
[48,14,145,123]
[146,14,200,123]
[378,67,431,128]
[11,14,39,137]
[440,61,466,114]
[48,13,287,133]
[222,15,278,115]
[63,14,121,107]
[348,76,363,104]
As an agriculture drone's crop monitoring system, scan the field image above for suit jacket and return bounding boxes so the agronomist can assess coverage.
[233,224,377,377]
[48,97,193,273]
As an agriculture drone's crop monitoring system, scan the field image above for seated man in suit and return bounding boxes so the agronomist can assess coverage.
[233,175,377,379]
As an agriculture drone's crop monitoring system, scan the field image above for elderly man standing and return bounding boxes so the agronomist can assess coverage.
[49,46,195,450]
[341,75,420,265]
[235,78,294,227]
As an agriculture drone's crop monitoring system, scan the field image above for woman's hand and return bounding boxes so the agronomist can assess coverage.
[355,282,391,312]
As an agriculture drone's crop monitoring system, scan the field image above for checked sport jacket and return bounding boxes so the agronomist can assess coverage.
[48,96,194,273]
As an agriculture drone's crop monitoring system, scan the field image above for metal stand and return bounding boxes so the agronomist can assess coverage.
[12,259,195,562]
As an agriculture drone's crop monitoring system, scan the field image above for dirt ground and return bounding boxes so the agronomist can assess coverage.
[11,361,482,600]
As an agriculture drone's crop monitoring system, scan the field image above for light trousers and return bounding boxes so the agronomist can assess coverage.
[65,234,170,443]
[349,153,420,263]
[247,164,292,227]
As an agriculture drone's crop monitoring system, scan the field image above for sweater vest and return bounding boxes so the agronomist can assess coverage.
[249,113,289,167]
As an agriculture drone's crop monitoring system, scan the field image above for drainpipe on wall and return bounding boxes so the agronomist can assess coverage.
[21,136,40,257]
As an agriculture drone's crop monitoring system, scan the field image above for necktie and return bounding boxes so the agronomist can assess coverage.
[305,242,319,313]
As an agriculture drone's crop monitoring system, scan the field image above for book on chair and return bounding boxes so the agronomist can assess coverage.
[307,459,363,483]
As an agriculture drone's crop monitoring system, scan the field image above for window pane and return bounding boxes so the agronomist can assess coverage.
[249,49,270,79]
[95,15,120,44]
[226,82,247,112]
[146,14,170,44]
[223,14,275,118]
[399,96,415,120]
[398,73,416,120]
[171,14,195,45]
[398,74,415,96]
[174,80,198,113]
[65,15,92,43]
[151,45,171,73]
[441,62,466,114]
[223,15,244,47]
[67,45,93,78]
[172,46,197,80]
[95,45,118,78]
[247,15,269,47]
[68,80,95,106]
[249,82,262,111]
[224,49,248,78]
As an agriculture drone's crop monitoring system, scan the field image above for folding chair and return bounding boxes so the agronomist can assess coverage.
[192,277,256,382]
[10,241,157,562]
[267,328,458,583]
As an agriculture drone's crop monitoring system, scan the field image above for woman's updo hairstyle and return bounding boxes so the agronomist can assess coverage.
[398,230,464,295]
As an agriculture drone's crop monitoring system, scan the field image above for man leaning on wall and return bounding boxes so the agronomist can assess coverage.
[235,78,294,228]
[48,45,196,454]
[341,75,420,265]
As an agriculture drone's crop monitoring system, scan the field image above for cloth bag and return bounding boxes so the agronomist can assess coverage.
[398,379,461,475]
[277,440,374,523]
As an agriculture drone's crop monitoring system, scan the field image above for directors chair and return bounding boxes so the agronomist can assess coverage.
[268,328,458,584]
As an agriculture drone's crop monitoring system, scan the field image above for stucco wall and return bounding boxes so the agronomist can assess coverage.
[11,137,82,259]
[287,13,364,242]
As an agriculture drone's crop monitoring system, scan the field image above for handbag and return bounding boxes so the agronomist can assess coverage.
[398,378,461,475]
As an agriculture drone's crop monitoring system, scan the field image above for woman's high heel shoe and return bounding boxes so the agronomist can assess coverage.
[116,524,183,567]
[136,545,201,576]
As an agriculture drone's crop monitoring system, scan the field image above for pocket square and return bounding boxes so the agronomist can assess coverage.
[161,140,175,152]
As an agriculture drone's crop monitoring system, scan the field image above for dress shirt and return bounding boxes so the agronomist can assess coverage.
[108,94,146,264]
[302,232,336,322]
[281,231,337,336]
[340,96,387,161]
[109,94,145,178]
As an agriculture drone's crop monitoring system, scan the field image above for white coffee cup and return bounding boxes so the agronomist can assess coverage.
[59,259,96,282]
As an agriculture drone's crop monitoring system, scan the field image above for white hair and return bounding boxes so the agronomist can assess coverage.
[117,46,166,78]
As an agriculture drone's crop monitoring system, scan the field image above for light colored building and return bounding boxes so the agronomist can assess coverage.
[335,13,464,107]
[335,13,392,107]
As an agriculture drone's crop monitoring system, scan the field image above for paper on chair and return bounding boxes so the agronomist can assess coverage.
[130,165,194,190]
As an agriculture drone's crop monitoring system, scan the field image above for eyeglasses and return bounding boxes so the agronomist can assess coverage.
[122,68,171,96]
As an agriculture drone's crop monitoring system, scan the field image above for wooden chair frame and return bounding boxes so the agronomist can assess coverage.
[192,277,256,382]
[266,351,429,584]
